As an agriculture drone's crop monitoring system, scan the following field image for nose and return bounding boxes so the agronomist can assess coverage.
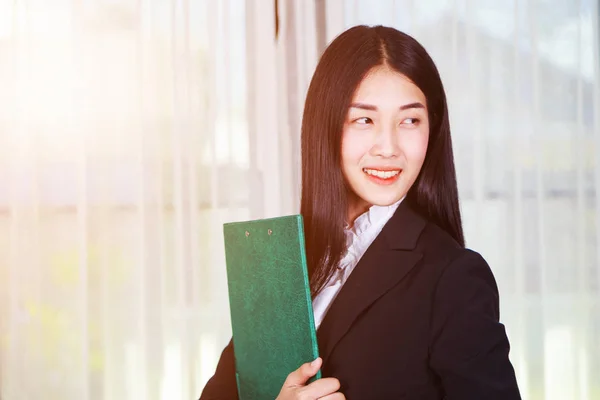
[370,123,399,158]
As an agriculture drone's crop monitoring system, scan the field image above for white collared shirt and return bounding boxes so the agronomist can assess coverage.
[312,198,403,329]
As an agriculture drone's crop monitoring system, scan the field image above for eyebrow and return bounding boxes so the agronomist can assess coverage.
[349,102,425,111]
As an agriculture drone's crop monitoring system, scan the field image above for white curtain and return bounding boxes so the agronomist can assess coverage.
[0,0,291,399]
[1,1,599,400]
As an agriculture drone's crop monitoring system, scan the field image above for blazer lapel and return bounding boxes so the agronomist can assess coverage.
[317,202,427,361]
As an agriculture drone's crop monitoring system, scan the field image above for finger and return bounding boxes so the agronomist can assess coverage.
[318,393,346,400]
[300,377,340,398]
[283,357,322,387]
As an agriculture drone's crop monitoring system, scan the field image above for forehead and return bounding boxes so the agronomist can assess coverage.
[352,66,426,106]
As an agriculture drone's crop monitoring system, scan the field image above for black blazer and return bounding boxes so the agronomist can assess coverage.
[200,202,521,399]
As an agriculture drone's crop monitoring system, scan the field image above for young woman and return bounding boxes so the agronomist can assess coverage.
[201,25,521,400]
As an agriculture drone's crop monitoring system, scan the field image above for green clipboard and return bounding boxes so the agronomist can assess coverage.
[223,215,321,400]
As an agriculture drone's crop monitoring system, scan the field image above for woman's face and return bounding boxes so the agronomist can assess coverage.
[341,66,430,221]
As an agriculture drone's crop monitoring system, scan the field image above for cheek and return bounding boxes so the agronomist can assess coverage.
[403,134,429,170]
[341,131,370,164]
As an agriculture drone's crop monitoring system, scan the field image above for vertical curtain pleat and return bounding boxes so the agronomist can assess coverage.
[511,0,528,393]
[593,0,600,294]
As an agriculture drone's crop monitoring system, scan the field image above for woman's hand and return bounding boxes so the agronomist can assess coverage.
[276,357,346,400]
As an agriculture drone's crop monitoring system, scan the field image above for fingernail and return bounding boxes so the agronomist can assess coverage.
[311,357,320,367]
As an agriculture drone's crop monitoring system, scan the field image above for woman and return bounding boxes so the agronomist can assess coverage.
[200,25,521,399]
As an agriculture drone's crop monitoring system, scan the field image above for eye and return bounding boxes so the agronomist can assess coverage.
[354,117,373,125]
[401,117,420,126]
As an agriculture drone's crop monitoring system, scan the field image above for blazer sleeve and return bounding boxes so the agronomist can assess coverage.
[199,339,240,400]
[429,250,521,400]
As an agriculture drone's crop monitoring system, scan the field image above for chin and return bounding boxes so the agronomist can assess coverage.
[363,194,405,207]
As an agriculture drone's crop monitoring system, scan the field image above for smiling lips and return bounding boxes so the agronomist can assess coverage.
[362,167,402,185]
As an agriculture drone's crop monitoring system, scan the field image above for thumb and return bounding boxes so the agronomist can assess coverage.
[284,357,322,387]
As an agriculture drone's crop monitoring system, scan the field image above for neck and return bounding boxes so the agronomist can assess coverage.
[346,194,371,228]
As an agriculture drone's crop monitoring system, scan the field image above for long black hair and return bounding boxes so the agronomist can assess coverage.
[300,25,464,297]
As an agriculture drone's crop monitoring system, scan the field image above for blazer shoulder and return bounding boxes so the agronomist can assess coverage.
[416,222,493,274]
[417,220,462,258]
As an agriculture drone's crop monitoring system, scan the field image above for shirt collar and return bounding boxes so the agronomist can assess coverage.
[346,196,405,237]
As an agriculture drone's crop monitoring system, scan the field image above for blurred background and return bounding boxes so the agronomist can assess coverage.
[0,0,598,399]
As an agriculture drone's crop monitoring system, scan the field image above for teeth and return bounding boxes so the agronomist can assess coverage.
[363,168,400,179]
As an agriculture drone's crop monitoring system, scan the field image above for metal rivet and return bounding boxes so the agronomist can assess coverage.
[268,229,272,235]
[245,231,250,237]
